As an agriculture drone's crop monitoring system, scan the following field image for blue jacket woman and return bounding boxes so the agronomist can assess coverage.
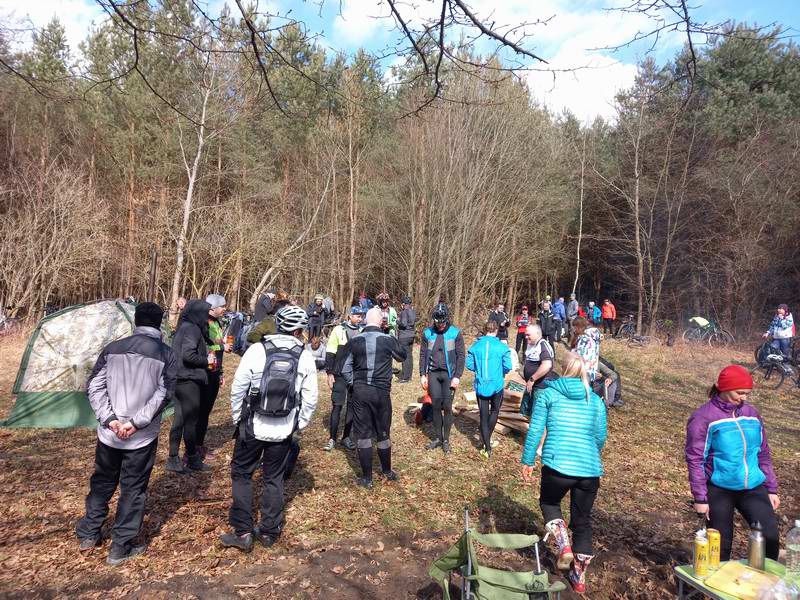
[466,322,512,458]
[685,365,779,562]
[520,352,606,594]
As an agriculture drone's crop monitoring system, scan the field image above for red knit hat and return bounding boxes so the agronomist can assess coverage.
[717,365,753,392]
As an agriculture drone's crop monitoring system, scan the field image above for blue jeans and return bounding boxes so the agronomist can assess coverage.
[771,338,791,358]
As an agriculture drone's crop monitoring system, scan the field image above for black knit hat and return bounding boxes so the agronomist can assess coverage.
[135,302,164,329]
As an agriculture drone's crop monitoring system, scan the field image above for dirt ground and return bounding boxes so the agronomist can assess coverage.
[0,332,798,599]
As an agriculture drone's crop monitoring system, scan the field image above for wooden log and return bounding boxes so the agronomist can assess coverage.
[460,409,512,435]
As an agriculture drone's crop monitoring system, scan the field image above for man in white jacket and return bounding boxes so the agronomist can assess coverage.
[219,305,318,552]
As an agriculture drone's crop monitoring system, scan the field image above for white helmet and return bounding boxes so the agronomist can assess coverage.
[275,305,309,333]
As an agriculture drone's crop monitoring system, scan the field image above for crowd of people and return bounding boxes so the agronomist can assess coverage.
[72,291,792,594]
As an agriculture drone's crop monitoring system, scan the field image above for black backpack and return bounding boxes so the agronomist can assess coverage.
[249,340,304,418]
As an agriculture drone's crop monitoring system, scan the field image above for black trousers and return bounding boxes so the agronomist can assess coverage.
[169,380,203,457]
[539,465,600,555]
[478,392,503,451]
[329,375,353,441]
[352,383,393,479]
[428,371,454,441]
[708,483,779,561]
[603,318,614,334]
[515,332,527,354]
[76,439,158,549]
[308,324,322,339]
[197,371,221,448]
[399,338,414,380]
[229,432,291,536]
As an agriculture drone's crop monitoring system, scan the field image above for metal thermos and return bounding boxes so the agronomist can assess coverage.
[748,521,766,571]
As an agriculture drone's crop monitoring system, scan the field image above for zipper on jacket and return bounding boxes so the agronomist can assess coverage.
[484,338,490,376]
[733,411,749,488]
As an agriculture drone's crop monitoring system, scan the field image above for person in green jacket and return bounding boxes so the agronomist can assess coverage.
[520,351,607,595]
[376,292,398,337]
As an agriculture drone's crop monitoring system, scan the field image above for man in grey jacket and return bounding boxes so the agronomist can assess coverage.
[397,296,416,383]
[76,302,177,566]
[566,293,580,338]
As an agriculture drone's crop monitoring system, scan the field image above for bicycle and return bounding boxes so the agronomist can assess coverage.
[627,334,659,348]
[614,314,636,340]
[681,319,735,347]
[751,339,800,390]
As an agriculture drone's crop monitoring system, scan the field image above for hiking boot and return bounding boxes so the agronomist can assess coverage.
[199,445,216,461]
[106,543,146,566]
[356,477,374,489]
[381,470,399,481]
[342,437,356,450]
[568,553,593,594]
[323,439,335,452]
[186,454,212,472]
[254,529,280,549]
[78,537,100,552]
[165,455,186,474]
[442,440,451,454]
[426,439,442,450]
[544,519,574,570]
[219,531,254,553]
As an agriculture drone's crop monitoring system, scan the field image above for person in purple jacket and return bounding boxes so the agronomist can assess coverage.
[685,365,780,561]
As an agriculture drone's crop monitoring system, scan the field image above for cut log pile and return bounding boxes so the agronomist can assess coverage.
[455,372,530,436]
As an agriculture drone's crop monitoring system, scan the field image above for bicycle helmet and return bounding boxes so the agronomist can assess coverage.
[432,302,449,324]
[350,305,365,316]
[275,305,309,333]
[377,292,390,303]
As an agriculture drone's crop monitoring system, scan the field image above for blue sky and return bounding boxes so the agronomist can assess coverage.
[1,0,798,120]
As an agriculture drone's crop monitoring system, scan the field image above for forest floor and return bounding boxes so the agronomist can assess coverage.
[0,333,798,599]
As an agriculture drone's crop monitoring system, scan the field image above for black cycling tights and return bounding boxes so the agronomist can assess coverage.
[428,371,453,442]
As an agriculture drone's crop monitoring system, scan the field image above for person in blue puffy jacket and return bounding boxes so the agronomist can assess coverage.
[520,351,607,594]
[466,320,512,459]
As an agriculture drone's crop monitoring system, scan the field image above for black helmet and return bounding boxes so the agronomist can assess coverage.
[431,302,449,324]
[402,296,412,305]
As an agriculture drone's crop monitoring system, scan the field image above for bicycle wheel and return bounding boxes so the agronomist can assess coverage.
[620,324,636,340]
[708,331,734,348]
[751,364,785,390]
[682,328,700,343]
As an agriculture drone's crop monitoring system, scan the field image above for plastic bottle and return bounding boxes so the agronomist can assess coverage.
[787,520,800,585]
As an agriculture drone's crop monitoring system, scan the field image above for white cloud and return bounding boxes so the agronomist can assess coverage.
[332,0,393,45]
[525,49,638,122]
[1,0,105,51]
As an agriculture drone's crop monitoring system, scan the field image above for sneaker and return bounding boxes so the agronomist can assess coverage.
[397,379,410,384]
[79,537,100,552]
[323,439,335,452]
[479,448,490,460]
[381,470,399,481]
[342,437,356,450]
[219,531,254,553]
[106,543,147,566]
[165,455,186,474]
[426,439,442,450]
[356,477,374,489]
[186,454,212,472]
[490,440,500,449]
[442,440,451,454]
[253,529,280,549]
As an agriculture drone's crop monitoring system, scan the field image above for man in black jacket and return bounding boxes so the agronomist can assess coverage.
[397,296,417,383]
[538,301,558,357]
[167,299,212,474]
[341,308,407,488]
[488,302,510,343]
[77,303,177,565]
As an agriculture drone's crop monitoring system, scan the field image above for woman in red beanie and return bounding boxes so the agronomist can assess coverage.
[685,365,780,561]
